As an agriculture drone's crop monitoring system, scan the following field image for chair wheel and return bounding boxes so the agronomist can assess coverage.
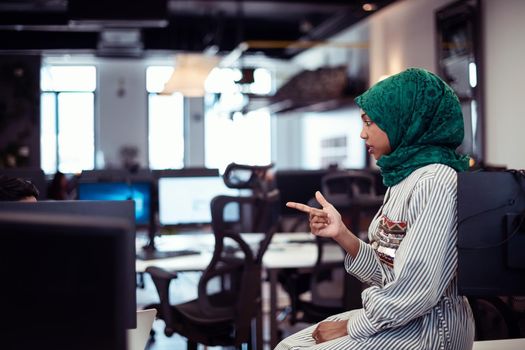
[164,328,175,337]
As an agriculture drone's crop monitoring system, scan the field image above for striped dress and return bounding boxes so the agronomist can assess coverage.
[275,164,475,350]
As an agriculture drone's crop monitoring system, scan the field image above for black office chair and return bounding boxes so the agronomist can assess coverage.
[285,236,363,325]
[468,296,521,340]
[321,170,382,236]
[147,163,280,349]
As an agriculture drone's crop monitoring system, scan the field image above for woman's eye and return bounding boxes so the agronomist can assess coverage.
[364,121,372,127]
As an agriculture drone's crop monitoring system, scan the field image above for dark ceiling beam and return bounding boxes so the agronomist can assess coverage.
[0,12,68,25]
[284,10,365,56]
[0,0,400,58]
[143,16,301,55]
[0,31,97,50]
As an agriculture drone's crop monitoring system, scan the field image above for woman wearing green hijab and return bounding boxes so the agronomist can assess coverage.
[277,68,475,350]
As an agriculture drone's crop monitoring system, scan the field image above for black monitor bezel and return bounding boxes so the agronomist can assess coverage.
[0,211,131,350]
[0,200,137,329]
[457,170,525,296]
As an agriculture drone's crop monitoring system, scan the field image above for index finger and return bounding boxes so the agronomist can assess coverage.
[286,202,327,216]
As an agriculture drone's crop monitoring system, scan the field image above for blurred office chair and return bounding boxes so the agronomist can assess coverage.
[147,163,280,349]
[321,170,382,236]
[280,170,384,325]
[468,296,521,341]
[295,236,363,324]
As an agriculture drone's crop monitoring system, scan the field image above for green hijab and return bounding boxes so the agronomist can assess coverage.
[355,67,469,187]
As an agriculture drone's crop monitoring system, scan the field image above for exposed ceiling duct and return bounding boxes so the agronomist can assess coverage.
[96,29,144,57]
[0,0,399,58]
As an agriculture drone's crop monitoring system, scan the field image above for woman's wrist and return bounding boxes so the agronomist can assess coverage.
[333,226,360,257]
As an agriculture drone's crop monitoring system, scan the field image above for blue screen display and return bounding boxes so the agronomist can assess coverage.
[77,182,151,225]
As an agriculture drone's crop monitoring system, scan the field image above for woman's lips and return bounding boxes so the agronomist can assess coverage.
[367,145,374,154]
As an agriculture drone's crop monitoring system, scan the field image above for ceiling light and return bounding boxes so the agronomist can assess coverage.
[362,3,378,12]
[161,53,220,97]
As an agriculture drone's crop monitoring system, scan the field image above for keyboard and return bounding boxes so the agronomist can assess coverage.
[136,249,201,261]
[286,238,315,244]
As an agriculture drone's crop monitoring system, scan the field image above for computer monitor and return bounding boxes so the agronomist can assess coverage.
[0,211,133,350]
[158,175,238,227]
[77,181,152,227]
[80,168,153,182]
[0,200,136,329]
[275,169,330,216]
[457,170,525,296]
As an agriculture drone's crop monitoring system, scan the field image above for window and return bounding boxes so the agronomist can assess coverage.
[40,65,96,174]
[302,108,365,169]
[204,68,272,172]
[205,110,271,172]
[146,66,184,169]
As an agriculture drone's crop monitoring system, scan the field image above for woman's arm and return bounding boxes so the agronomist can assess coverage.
[287,191,384,285]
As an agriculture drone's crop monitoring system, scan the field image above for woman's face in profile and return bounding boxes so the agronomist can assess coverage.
[360,113,391,160]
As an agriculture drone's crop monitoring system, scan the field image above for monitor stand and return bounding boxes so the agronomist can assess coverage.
[136,226,200,261]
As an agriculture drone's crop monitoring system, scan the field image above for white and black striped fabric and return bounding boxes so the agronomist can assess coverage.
[275,164,475,350]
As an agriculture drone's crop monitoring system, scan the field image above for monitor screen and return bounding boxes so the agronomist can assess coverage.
[275,169,330,216]
[0,200,137,329]
[77,182,151,226]
[0,211,132,350]
[457,170,525,296]
[158,176,237,226]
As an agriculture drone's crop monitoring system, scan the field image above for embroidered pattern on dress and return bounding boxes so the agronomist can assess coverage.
[370,215,407,267]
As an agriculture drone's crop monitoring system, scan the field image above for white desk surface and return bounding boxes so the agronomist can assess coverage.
[264,234,344,268]
[136,232,344,272]
[473,338,525,350]
[135,233,215,272]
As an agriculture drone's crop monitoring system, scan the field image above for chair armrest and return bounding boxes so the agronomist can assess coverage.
[146,266,178,281]
[145,266,178,336]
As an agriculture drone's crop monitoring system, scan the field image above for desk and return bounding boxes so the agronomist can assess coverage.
[136,233,268,272]
[136,234,215,272]
[136,232,345,348]
[473,338,525,350]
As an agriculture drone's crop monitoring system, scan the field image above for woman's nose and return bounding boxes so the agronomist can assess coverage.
[360,128,367,140]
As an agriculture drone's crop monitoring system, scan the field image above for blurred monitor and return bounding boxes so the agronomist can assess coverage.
[77,181,152,226]
[457,170,525,296]
[80,169,152,182]
[275,169,330,216]
[152,167,219,179]
[80,169,129,181]
[158,175,237,227]
[0,200,136,329]
[0,211,133,350]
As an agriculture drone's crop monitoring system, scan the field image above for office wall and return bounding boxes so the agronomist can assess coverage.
[97,59,148,168]
[366,0,452,84]
[366,0,525,169]
[483,0,525,169]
